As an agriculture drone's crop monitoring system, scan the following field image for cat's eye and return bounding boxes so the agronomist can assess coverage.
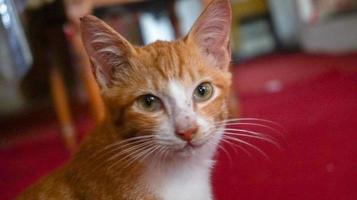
[137,94,162,112]
[193,82,214,102]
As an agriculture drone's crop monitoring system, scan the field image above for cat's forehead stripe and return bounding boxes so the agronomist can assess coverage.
[142,41,197,81]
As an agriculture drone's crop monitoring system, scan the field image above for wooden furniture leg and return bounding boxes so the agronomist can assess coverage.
[64,23,105,123]
[75,31,105,123]
[64,0,105,124]
[202,0,213,7]
[50,67,77,153]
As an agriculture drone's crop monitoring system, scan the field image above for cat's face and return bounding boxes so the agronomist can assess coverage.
[105,41,231,157]
[81,0,232,158]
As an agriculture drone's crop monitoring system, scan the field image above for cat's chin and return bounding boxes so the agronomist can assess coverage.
[174,145,197,158]
[172,141,207,158]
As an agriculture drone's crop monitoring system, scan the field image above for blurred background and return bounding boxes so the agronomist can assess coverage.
[0,0,357,199]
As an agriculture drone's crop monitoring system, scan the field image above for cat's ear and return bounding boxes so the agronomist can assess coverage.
[186,0,232,71]
[80,15,135,90]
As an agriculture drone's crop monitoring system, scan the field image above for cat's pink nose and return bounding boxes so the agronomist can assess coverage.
[175,127,198,142]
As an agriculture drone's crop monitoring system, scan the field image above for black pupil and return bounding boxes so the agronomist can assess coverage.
[197,85,207,96]
[144,95,155,106]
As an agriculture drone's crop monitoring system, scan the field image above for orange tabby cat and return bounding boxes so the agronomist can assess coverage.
[18,0,232,199]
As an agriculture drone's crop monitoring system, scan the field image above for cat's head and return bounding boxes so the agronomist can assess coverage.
[80,0,232,159]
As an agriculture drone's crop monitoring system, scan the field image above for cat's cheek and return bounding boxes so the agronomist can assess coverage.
[118,108,163,136]
[197,97,227,123]
[192,115,217,147]
[196,116,212,137]
[155,117,173,134]
[157,119,187,143]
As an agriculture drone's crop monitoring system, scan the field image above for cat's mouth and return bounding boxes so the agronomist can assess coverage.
[174,140,207,154]
[183,142,201,150]
[174,144,197,156]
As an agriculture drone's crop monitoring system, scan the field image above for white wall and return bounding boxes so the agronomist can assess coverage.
[175,0,202,36]
[300,13,357,53]
[268,0,300,47]
[268,0,357,52]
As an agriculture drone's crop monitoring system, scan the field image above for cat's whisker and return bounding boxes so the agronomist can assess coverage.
[219,137,238,154]
[108,142,157,171]
[225,129,282,150]
[104,141,155,165]
[225,132,282,150]
[90,135,156,161]
[215,140,233,165]
[106,140,156,162]
[223,127,279,142]
[153,146,167,169]
[207,133,253,159]
[89,138,156,173]
[120,144,160,171]
[216,117,284,128]
[101,138,155,158]
[220,137,253,158]
[222,134,271,161]
[200,133,233,164]
[217,118,284,132]
[137,145,162,164]
[222,122,284,138]
[155,139,178,146]
[92,144,144,172]
[196,126,223,144]
[124,144,165,170]
[110,140,158,163]
[104,135,156,150]
[114,148,153,172]
[162,146,171,163]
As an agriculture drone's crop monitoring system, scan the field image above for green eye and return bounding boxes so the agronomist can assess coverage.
[137,94,162,112]
[193,82,214,102]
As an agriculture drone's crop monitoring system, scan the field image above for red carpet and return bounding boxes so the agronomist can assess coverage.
[1,52,357,200]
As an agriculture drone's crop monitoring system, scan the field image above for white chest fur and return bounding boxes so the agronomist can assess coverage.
[144,159,214,200]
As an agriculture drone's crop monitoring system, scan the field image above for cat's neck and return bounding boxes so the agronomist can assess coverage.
[142,149,216,200]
